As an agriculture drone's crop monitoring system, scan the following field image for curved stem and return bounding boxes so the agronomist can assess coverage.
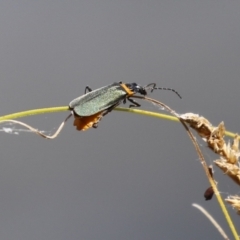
[0,106,69,121]
[0,106,236,138]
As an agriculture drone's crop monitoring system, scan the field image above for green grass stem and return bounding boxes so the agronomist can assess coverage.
[0,106,236,138]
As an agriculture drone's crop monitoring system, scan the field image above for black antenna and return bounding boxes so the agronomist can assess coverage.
[143,83,182,99]
[153,87,182,99]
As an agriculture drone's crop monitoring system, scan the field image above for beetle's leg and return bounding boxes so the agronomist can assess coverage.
[92,112,105,128]
[127,97,141,108]
[84,86,92,94]
[92,108,115,128]
[102,110,111,116]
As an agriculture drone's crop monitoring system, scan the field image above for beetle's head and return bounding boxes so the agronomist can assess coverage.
[125,83,147,95]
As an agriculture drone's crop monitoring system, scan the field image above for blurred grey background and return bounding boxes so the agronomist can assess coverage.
[0,1,240,239]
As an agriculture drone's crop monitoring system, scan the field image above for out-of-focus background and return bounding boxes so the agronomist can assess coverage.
[0,1,239,239]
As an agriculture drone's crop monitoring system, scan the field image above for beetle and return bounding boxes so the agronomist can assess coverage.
[69,82,181,131]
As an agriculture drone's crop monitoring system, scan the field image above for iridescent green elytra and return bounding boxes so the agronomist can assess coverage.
[69,82,134,117]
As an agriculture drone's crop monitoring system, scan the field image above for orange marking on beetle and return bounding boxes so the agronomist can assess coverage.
[120,83,134,96]
[73,111,104,131]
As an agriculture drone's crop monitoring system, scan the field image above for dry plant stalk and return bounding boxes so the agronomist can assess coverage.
[225,196,240,215]
[214,160,240,186]
[180,113,240,166]
[180,113,240,216]
[0,114,72,139]
[141,99,238,237]
[192,203,229,239]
